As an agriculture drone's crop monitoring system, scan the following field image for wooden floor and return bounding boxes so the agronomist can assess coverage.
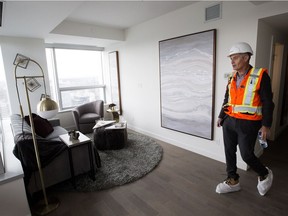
[44,128,288,216]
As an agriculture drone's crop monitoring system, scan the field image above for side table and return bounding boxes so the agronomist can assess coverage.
[93,122,127,150]
[59,132,96,187]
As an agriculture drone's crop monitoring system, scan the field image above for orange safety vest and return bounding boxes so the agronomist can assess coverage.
[224,67,267,121]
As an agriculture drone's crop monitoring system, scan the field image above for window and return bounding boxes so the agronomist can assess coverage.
[0,46,10,170]
[46,48,106,110]
[0,48,11,119]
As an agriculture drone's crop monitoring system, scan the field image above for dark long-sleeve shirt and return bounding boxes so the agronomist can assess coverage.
[218,67,274,127]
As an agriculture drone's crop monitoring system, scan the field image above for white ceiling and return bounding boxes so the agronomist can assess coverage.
[261,12,288,35]
[66,1,195,29]
[0,1,195,47]
[0,1,288,47]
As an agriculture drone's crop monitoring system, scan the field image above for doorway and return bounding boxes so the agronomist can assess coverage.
[280,56,288,126]
[270,43,284,140]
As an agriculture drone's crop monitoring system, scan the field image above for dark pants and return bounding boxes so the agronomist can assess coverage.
[222,116,268,180]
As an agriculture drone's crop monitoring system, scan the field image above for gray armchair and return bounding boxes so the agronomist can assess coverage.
[72,100,104,133]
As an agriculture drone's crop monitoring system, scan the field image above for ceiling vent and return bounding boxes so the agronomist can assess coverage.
[205,3,222,22]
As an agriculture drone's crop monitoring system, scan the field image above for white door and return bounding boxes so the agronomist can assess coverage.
[270,43,284,140]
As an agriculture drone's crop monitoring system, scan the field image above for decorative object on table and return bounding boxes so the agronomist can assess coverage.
[14,54,59,215]
[159,29,216,140]
[108,103,116,109]
[68,130,80,140]
[108,51,122,114]
[107,103,120,122]
[52,131,163,192]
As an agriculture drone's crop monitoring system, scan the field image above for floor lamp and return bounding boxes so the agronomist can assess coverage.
[14,53,59,215]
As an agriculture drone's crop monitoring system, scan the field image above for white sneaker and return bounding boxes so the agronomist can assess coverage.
[257,168,273,196]
[216,178,241,194]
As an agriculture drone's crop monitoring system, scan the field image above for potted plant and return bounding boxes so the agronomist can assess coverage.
[108,103,117,111]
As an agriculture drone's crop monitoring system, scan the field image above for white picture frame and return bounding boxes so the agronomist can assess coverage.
[159,29,216,140]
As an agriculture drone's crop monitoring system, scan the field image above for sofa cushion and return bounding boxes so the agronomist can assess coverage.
[10,114,33,136]
[45,126,67,140]
[25,113,54,138]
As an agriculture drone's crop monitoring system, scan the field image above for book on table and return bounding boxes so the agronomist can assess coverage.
[105,122,127,130]
[93,120,115,129]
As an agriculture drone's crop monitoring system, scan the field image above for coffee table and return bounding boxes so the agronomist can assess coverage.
[59,131,95,187]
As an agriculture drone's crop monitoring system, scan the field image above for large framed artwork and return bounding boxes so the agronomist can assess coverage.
[108,51,122,114]
[159,29,216,140]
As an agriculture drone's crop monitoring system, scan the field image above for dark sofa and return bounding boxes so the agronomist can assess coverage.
[10,114,94,194]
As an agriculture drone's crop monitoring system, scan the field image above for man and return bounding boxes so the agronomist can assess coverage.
[216,42,274,196]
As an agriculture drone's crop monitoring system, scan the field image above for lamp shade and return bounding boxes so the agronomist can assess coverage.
[37,98,59,119]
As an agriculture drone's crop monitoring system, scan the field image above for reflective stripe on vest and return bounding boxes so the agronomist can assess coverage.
[227,71,236,105]
[243,68,262,106]
[232,105,262,115]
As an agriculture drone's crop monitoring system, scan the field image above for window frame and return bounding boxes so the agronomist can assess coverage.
[46,45,106,111]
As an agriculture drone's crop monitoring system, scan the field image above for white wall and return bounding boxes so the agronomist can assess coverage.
[106,1,288,170]
[0,36,50,116]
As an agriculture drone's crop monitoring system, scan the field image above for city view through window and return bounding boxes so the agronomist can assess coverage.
[0,48,10,119]
[0,48,10,165]
[46,48,105,110]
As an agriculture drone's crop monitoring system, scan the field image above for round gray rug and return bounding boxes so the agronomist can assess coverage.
[55,131,163,192]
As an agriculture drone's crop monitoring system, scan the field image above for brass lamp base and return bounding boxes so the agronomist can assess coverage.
[107,108,120,122]
[31,197,60,216]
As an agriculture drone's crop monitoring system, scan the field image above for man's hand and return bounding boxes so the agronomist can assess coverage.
[259,126,271,140]
[217,118,223,127]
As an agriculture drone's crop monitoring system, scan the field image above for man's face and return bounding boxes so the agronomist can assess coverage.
[230,54,249,71]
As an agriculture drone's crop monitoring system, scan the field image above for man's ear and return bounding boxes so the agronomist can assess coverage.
[244,54,250,62]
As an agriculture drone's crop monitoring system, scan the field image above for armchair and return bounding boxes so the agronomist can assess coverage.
[72,100,104,133]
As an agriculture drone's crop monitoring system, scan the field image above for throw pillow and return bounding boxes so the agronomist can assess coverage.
[24,113,54,138]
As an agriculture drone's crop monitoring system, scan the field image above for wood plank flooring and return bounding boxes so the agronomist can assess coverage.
[44,129,288,216]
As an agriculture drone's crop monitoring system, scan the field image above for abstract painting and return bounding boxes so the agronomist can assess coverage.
[159,29,216,140]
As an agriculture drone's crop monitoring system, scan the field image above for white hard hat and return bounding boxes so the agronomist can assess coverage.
[228,42,253,57]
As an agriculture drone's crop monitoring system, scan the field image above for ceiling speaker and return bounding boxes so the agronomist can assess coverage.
[205,3,221,22]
